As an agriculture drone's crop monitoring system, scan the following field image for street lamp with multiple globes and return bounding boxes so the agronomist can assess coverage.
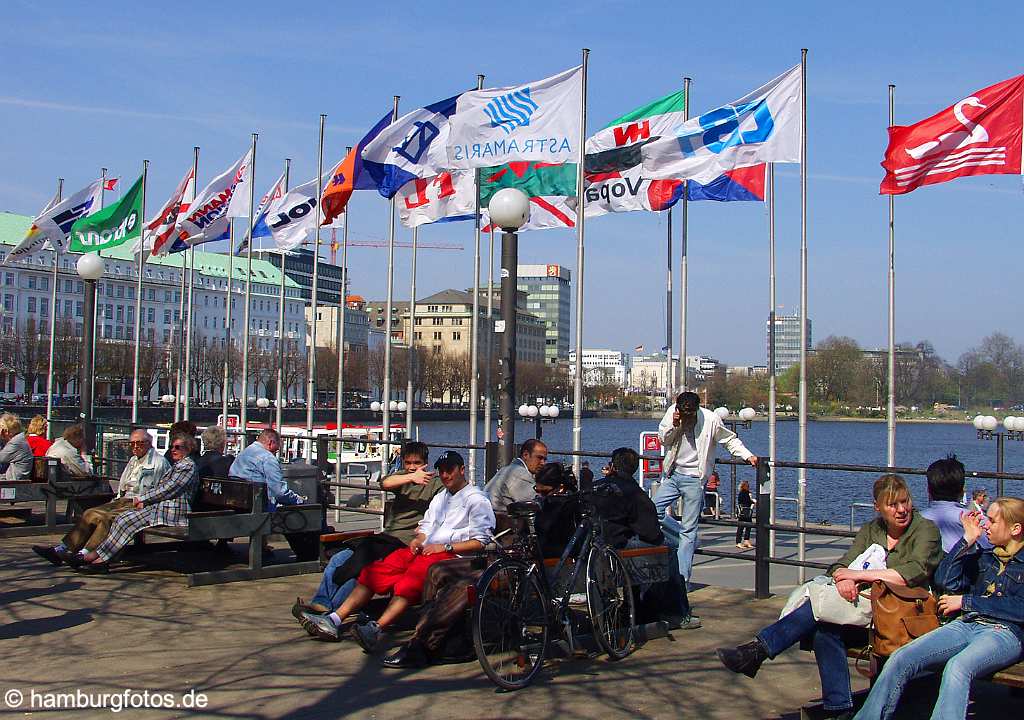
[488,188,530,467]
[518,403,560,440]
[973,414,1024,497]
[714,406,757,516]
[76,253,104,453]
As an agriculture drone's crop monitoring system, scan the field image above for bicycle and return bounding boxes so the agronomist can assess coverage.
[470,490,636,690]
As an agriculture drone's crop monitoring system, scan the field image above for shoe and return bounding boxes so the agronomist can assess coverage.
[352,618,382,653]
[291,597,329,622]
[735,543,746,549]
[75,561,110,575]
[299,611,340,642]
[32,545,64,566]
[678,615,702,630]
[381,641,429,669]
[743,541,755,549]
[64,552,87,568]
[716,639,769,678]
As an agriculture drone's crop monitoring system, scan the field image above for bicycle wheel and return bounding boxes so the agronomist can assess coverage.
[586,545,636,660]
[471,560,550,690]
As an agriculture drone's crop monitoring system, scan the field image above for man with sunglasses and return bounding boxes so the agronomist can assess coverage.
[33,428,170,567]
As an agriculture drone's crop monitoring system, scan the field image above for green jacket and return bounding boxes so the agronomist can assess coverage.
[828,511,943,589]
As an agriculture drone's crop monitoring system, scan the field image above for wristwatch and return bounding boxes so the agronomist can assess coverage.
[444,542,454,553]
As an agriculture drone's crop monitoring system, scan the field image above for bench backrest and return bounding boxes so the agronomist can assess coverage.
[194,476,259,513]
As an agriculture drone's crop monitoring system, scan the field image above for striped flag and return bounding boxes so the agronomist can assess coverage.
[321,110,393,225]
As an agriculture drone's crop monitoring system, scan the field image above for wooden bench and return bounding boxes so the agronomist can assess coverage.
[0,459,114,538]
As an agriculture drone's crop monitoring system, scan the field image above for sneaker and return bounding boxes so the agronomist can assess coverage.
[299,611,340,642]
[291,597,329,622]
[678,615,702,630]
[568,592,588,606]
[352,618,382,653]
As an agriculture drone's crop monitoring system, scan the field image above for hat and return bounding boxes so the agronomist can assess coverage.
[434,450,465,471]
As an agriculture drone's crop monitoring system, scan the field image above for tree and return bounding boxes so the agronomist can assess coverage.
[808,336,867,402]
[9,319,48,396]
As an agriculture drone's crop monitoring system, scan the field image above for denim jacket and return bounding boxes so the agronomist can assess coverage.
[934,537,1024,644]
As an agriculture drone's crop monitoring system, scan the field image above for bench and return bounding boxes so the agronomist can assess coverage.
[140,476,324,586]
[0,458,114,538]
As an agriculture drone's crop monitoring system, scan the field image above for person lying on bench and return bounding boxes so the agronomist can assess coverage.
[853,497,1024,720]
[306,450,494,652]
[229,429,304,510]
[74,433,199,574]
[33,428,169,566]
[293,441,443,637]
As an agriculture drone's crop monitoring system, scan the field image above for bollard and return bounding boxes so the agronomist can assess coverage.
[754,457,771,599]
[484,441,498,487]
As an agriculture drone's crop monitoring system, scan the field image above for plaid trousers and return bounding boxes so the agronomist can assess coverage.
[94,505,167,561]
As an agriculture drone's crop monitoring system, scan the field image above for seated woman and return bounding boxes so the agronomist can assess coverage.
[716,475,943,720]
[25,415,52,457]
[0,413,34,482]
[853,497,1024,720]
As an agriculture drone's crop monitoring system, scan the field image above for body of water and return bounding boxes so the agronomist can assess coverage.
[408,418,1024,525]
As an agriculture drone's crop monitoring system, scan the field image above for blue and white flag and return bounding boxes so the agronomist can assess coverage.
[235,170,286,255]
[362,94,461,198]
[446,65,583,170]
[4,180,102,263]
[641,65,802,184]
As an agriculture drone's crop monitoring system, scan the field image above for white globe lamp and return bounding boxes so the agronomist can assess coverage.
[739,407,756,422]
[982,415,998,432]
[548,405,560,418]
[526,405,538,418]
[256,397,270,409]
[1005,416,1017,432]
[397,401,408,412]
[370,401,382,413]
[518,404,529,417]
[487,188,530,230]
[76,252,104,281]
[389,400,399,412]
[973,415,986,430]
[715,407,730,419]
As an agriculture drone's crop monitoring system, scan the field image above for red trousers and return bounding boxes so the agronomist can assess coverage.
[358,547,455,602]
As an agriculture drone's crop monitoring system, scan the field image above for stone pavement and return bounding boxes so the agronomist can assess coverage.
[1,532,1020,720]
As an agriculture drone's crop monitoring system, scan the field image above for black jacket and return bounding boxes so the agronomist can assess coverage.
[590,472,664,549]
[197,450,234,480]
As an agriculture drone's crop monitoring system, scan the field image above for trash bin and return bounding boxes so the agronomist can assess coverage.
[281,463,326,561]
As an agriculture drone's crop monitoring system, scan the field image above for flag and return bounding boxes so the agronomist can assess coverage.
[321,110,393,225]
[482,197,577,232]
[235,170,287,255]
[634,345,644,353]
[69,174,144,252]
[880,75,1024,195]
[641,65,802,183]
[447,65,583,170]
[362,95,461,198]
[397,170,476,228]
[144,165,195,256]
[4,180,102,263]
[586,89,687,172]
[103,178,119,192]
[265,176,324,252]
[479,161,578,231]
[175,148,252,246]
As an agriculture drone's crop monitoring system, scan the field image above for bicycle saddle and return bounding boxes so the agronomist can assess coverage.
[507,501,541,517]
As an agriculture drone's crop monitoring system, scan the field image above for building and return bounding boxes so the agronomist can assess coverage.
[726,365,769,378]
[685,355,721,383]
[517,264,571,366]
[0,211,306,401]
[767,313,812,374]
[305,303,370,351]
[629,352,678,398]
[253,247,345,306]
[568,350,630,388]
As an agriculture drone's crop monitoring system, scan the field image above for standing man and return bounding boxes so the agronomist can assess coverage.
[229,429,304,509]
[484,438,548,514]
[657,392,758,582]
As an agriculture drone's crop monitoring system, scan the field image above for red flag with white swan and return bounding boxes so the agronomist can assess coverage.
[880,75,1024,195]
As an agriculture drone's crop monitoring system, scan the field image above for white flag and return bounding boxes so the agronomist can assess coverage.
[447,65,583,170]
[139,165,195,256]
[397,171,476,228]
[482,196,577,232]
[4,181,102,263]
[264,177,325,252]
[235,170,287,255]
[176,148,252,245]
[641,65,802,183]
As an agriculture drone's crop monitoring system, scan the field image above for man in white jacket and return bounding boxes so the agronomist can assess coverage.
[657,391,758,582]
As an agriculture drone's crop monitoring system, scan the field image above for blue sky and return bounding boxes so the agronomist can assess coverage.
[2,1,1022,367]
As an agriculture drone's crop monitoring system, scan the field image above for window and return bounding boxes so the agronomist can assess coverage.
[115,326,123,339]
[147,288,155,301]
[164,290,171,303]
[147,307,155,323]
[27,297,36,313]
[452,318,464,325]
[432,331,442,340]
[127,287,134,299]
[452,331,461,341]
[116,306,124,323]
[65,279,74,293]
[104,305,113,320]
[432,317,443,326]
[4,294,13,312]
[163,330,170,343]
[106,283,114,297]
[27,276,36,289]
[414,331,422,340]
[40,299,49,317]
[5,272,14,286]
[164,310,171,324]
[116,285,124,298]
[127,307,134,323]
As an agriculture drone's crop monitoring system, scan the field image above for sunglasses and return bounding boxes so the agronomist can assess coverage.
[129,440,149,447]
[171,443,189,450]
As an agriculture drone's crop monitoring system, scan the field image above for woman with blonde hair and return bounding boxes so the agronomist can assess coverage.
[0,413,33,481]
[25,415,52,456]
[853,496,1024,720]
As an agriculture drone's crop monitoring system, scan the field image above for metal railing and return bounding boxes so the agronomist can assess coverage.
[849,502,876,531]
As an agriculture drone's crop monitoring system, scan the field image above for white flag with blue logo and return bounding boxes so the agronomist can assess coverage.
[446,65,583,170]
[362,94,461,198]
[641,65,801,183]
[4,181,102,263]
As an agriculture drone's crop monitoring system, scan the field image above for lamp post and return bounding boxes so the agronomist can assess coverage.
[518,403,560,440]
[716,406,756,516]
[488,188,530,467]
[77,253,104,454]
[973,414,1024,497]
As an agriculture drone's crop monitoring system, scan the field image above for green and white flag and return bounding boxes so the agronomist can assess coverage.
[69,174,144,252]
[480,161,578,231]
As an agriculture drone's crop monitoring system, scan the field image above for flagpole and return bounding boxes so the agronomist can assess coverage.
[44,177,63,438]
[571,49,590,477]
[335,183,350,481]
[240,132,258,434]
[222,218,235,427]
[767,163,777,555]
[797,48,809,582]
[469,73,486,485]
[183,246,196,418]
[381,96,400,475]
[666,205,673,387]
[483,227,495,446]
[303,116,326,461]
[406,225,418,435]
[276,158,291,431]
[887,83,896,467]
[174,252,187,421]
[131,160,149,424]
[91,167,107,421]
[678,76,691,392]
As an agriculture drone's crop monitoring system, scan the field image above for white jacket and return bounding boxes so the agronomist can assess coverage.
[657,406,753,481]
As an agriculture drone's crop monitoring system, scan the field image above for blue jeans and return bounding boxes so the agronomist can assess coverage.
[653,470,704,581]
[758,601,853,712]
[625,537,691,618]
[311,548,356,610]
[854,619,1022,720]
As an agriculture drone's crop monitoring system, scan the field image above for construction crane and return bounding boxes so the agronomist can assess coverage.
[328,229,463,263]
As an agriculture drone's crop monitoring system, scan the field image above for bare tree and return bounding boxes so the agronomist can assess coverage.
[9,319,48,396]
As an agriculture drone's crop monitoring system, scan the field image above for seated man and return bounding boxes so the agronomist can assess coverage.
[75,433,199,574]
[306,451,494,652]
[921,454,991,552]
[44,424,93,477]
[196,425,234,480]
[33,428,170,566]
[293,441,443,637]
[229,429,304,509]
[483,438,547,514]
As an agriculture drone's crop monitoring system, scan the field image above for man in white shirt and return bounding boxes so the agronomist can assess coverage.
[657,392,758,581]
[302,450,495,651]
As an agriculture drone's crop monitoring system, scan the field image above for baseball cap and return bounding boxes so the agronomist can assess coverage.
[434,450,465,472]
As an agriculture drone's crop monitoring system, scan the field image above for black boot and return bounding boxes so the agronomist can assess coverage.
[716,639,769,678]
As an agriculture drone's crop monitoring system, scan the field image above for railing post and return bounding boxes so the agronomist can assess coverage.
[484,441,498,487]
[754,457,771,599]
[315,436,329,473]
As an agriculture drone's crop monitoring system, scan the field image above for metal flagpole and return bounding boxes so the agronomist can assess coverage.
[406,226,418,434]
[183,246,196,417]
[222,220,235,427]
[381,97,400,474]
[131,161,149,424]
[571,49,590,477]
[276,158,291,431]
[335,188,350,482]
[666,206,673,388]
[44,177,63,437]
[91,167,107,421]
[767,163,778,555]
[678,77,691,392]
[483,227,495,446]
[797,48,809,582]
[174,249,187,421]
[240,132,258,433]
[305,115,326,461]
[887,84,896,467]
[469,73,485,485]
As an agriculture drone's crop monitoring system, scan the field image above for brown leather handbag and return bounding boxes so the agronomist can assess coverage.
[869,580,940,657]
